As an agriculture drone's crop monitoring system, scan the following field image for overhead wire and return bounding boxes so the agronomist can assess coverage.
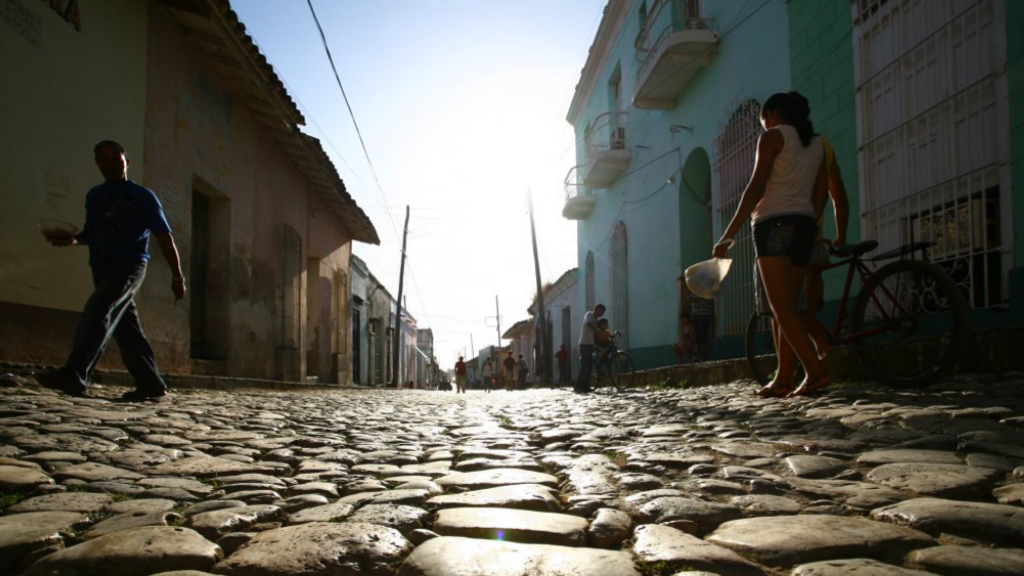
[305,0,398,243]
[306,0,439,332]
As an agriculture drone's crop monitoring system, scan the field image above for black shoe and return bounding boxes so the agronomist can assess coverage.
[119,388,167,402]
[36,370,88,397]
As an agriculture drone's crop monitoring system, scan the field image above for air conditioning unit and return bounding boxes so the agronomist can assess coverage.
[610,127,626,150]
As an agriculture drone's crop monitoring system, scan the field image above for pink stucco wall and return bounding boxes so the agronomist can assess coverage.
[141,6,353,381]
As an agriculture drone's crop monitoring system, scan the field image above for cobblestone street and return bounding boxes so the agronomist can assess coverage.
[3,375,1024,575]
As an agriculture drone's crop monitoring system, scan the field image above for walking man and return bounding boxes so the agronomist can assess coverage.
[556,344,569,384]
[576,303,605,393]
[41,141,185,401]
[503,352,516,390]
[481,357,493,393]
[516,354,530,389]
[455,356,467,394]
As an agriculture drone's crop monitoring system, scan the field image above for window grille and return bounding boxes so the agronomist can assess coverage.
[853,0,1010,308]
[713,99,761,335]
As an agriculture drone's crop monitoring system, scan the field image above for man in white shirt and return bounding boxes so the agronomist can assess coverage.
[576,303,605,393]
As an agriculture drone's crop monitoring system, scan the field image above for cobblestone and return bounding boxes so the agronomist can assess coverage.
[2,374,1024,575]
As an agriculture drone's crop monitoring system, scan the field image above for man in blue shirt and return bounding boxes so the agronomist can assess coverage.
[41,141,185,401]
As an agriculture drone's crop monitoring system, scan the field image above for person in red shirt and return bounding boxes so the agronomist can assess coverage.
[555,345,569,384]
[454,357,467,394]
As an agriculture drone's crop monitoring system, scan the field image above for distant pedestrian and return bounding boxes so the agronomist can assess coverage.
[556,344,569,384]
[454,356,467,394]
[39,141,184,401]
[690,295,714,361]
[481,358,494,393]
[576,303,605,393]
[517,354,529,388]
[503,352,516,390]
[674,312,697,363]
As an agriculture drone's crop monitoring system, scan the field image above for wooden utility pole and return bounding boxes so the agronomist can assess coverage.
[392,205,409,388]
[527,189,548,384]
[495,295,501,353]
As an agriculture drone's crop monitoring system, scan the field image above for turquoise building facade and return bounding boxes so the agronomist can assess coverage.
[565,0,794,367]
[567,0,1023,370]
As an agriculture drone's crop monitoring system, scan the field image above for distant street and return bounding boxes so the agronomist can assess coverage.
[2,376,1024,575]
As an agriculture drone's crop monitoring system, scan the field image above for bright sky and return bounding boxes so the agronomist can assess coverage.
[232,0,606,367]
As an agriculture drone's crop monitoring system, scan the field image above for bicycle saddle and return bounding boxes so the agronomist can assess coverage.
[833,240,878,257]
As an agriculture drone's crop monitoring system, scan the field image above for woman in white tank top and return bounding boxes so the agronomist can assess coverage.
[713,92,830,398]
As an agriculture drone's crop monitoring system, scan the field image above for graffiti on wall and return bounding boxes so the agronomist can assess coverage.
[3,0,82,45]
[175,73,235,187]
[2,0,42,45]
[159,180,182,230]
[42,168,72,213]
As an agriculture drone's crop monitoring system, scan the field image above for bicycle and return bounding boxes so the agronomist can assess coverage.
[592,331,636,390]
[745,240,970,388]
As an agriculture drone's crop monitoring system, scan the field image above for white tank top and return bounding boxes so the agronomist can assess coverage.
[752,125,822,224]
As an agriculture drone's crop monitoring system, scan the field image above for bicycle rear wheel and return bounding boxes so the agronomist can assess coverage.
[744,312,804,386]
[608,352,635,389]
[852,259,970,387]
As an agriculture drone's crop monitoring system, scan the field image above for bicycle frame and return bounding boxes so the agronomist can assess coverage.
[820,253,913,345]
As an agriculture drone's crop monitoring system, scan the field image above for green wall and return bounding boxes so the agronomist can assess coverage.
[1005,0,1024,323]
[787,0,859,302]
[1008,0,1024,270]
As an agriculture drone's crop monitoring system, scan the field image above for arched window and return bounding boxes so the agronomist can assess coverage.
[713,99,761,335]
[609,221,628,348]
[585,251,595,311]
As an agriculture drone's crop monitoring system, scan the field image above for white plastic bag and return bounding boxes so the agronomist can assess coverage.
[685,258,733,299]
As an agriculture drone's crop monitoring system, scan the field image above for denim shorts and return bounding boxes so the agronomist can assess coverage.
[752,214,816,267]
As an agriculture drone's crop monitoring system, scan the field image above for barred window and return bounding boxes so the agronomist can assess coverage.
[713,99,761,335]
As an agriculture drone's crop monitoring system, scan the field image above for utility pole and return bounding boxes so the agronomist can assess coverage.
[392,205,409,388]
[470,334,475,361]
[527,189,549,385]
[495,295,501,354]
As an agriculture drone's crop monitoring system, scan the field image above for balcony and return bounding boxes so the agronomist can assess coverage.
[634,2,717,110]
[562,166,595,220]
[583,111,631,188]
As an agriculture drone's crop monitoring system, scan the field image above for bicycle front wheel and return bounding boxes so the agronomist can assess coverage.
[852,259,970,387]
[608,352,635,389]
[745,312,776,386]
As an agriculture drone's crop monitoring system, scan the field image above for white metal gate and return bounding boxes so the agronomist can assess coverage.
[852,0,1011,308]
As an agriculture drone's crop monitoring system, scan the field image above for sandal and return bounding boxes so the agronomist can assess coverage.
[757,382,794,398]
[786,373,832,398]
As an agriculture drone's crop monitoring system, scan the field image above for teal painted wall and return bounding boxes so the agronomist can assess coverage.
[1008,0,1024,270]
[787,0,859,302]
[573,0,792,367]
[1003,0,1024,324]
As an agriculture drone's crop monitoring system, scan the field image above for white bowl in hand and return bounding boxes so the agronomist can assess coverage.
[38,219,79,239]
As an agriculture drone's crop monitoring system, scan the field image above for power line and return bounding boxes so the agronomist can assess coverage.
[305,0,401,245]
[306,1,443,335]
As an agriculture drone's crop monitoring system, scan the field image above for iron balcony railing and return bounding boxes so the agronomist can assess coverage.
[563,165,591,202]
[635,0,715,77]
[584,111,629,160]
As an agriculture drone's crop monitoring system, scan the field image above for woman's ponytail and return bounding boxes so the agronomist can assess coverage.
[762,91,817,147]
